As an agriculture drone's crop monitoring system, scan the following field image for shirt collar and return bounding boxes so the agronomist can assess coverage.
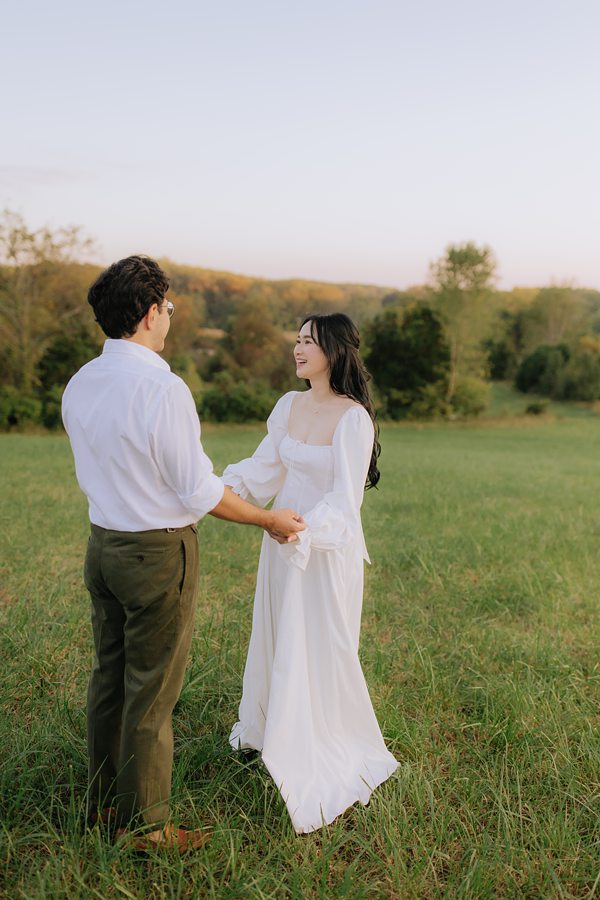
[102,339,171,371]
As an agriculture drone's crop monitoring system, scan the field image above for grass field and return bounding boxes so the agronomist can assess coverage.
[1,415,599,898]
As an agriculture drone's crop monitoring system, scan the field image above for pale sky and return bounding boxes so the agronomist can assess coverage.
[2,0,599,290]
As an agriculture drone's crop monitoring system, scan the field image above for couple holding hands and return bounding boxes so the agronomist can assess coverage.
[62,255,398,850]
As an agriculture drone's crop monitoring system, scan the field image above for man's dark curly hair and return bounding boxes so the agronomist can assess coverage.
[88,255,170,339]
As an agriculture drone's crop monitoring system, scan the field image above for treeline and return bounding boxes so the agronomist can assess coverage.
[2,210,600,429]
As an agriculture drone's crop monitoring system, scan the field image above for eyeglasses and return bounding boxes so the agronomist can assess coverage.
[163,300,175,318]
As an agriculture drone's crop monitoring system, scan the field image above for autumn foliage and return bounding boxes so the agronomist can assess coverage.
[2,211,600,428]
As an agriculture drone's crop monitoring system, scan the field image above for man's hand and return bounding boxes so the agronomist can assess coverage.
[265,509,305,544]
[209,487,305,544]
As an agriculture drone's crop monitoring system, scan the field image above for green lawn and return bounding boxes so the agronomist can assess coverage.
[0,420,599,898]
[484,380,600,420]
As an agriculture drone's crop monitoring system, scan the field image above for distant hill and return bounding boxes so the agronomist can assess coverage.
[159,258,403,330]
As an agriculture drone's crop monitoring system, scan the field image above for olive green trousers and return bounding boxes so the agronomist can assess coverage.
[84,523,199,827]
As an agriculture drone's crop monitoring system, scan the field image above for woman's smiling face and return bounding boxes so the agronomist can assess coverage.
[294,320,330,381]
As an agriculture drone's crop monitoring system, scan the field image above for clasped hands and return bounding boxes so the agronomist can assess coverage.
[266,509,305,544]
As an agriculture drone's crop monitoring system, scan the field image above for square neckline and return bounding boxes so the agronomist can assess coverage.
[285,393,362,447]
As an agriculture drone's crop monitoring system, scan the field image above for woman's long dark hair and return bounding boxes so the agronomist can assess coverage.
[301,313,380,489]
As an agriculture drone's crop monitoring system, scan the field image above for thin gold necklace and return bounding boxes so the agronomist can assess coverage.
[310,396,331,414]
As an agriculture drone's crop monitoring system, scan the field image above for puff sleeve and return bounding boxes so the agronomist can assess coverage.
[279,406,373,570]
[221,392,294,507]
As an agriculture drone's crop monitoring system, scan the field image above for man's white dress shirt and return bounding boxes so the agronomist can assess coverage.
[62,339,224,531]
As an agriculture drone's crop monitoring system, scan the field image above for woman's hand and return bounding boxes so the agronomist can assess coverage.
[209,488,304,543]
[265,510,305,544]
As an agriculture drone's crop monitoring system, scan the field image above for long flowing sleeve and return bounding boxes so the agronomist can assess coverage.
[222,392,295,507]
[280,406,373,571]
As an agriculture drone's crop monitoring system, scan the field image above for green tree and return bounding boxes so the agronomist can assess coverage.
[429,242,497,401]
[34,328,100,430]
[561,337,600,401]
[518,286,587,354]
[36,328,100,390]
[364,305,450,419]
[168,352,202,396]
[224,295,296,391]
[0,210,95,391]
[483,308,529,380]
[515,344,570,396]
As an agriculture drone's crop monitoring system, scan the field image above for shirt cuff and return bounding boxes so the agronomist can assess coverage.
[182,474,225,520]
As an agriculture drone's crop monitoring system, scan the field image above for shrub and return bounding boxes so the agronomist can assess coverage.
[36,329,99,389]
[525,401,548,415]
[561,349,600,401]
[372,383,448,421]
[515,344,569,395]
[451,377,489,418]
[198,372,279,423]
[0,387,42,430]
[41,384,65,430]
[516,341,600,402]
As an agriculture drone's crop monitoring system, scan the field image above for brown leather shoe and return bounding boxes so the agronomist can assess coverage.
[116,823,211,852]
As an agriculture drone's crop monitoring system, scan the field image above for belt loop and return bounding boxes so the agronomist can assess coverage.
[166,527,177,533]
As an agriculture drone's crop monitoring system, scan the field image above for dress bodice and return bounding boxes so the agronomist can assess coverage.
[276,435,334,515]
[221,391,374,567]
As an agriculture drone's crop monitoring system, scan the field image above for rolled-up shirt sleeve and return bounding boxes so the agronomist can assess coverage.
[150,379,224,519]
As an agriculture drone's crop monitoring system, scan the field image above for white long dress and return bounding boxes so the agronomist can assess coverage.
[222,391,398,834]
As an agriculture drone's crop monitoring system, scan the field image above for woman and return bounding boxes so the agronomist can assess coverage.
[223,313,398,834]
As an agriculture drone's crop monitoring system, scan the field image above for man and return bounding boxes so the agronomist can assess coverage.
[62,255,303,852]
